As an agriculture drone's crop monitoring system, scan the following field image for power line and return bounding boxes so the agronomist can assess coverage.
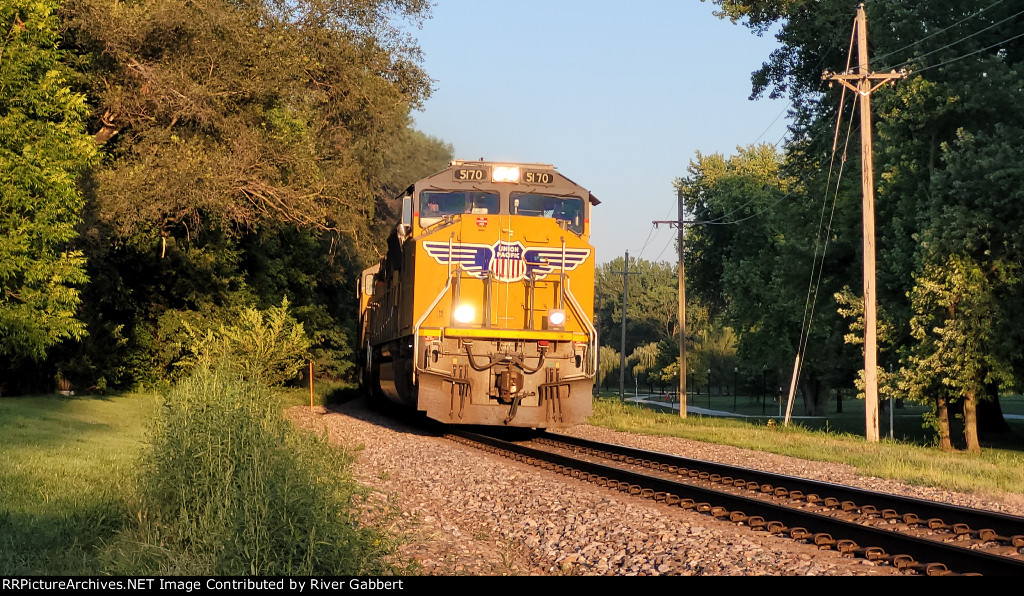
[913,29,1024,75]
[753,106,790,147]
[634,197,678,260]
[873,0,1009,67]
[728,0,1017,208]
[704,191,793,226]
[668,3,1012,435]
[882,7,1024,73]
[653,233,676,262]
[664,4,1017,238]
[792,88,858,419]
[633,225,657,260]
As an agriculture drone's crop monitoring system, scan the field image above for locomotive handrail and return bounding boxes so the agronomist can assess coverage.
[411,275,453,381]
[410,213,461,241]
[559,237,567,310]
[563,278,598,377]
[367,285,399,346]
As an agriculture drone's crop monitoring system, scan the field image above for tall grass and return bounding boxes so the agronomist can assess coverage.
[104,364,406,575]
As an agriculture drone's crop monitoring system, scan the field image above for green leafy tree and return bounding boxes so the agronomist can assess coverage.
[597,345,621,391]
[31,1,450,393]
[834,286,899,406]
[899,255,1017,452]
[629,338,700,395]
[178,298,311,386]
[596,257,681,354]
[678,144,854,416]
[628,341,662,389]
[596,253,740,397]
[63,0,434,248]
[0,0,95,367]
[705,0,1024,432]
[598,344,618,395]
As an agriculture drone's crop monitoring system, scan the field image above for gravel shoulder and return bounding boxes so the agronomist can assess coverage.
[286,397,1024,576]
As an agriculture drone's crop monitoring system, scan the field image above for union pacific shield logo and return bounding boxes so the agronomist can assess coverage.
[490,241,526,282]
[423,241,591,282]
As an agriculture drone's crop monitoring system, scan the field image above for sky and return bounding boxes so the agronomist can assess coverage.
[407,0,791,265]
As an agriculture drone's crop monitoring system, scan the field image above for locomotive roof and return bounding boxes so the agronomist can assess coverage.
[407,160,600,206]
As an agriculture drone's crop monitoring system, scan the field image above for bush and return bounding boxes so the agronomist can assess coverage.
[178,298,311,386]
[104,364,402,575]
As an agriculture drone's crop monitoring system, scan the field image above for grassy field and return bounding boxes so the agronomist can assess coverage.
[2,386,1022,575]
[0,393,158,575]
[590,394,1024,497]
[604,388,1024,447]
[0,380,387,576]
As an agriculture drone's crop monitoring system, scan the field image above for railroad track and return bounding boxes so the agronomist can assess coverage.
[446,429,1024,576]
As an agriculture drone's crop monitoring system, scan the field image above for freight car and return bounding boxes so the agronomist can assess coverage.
[357,160,599,428]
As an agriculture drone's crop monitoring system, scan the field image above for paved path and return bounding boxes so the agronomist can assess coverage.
[623,394,800,419]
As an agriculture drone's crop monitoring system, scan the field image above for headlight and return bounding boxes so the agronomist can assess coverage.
[453,303,476,324]
[492,166,520,183]
[547,309,566,329]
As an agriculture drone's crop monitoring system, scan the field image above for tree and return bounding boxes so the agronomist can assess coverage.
[628,342,661,391]
[371,125,455,242]
[678,144,855,416]
[900,254,1016,452]
[0,0,95,368]
[894,122,1024,449]
[178,298,312,386]
[62,0,434,251]
[598,345,620,391]
[28,0,451,393]
[705,0,1024,432]
[596,257,680,355]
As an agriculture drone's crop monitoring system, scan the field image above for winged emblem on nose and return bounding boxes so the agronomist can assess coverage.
[423,241,591,283]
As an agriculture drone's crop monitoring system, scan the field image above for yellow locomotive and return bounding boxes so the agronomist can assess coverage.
[358,160,598,428]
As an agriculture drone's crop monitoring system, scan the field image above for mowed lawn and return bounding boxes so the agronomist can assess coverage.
[0,393,157,575]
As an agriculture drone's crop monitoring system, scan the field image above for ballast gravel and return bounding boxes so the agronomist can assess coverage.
[286,398,1024,576]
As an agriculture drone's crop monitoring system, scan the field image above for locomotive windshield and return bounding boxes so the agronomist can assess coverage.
[420,190,499,225]
[511,193,584,233]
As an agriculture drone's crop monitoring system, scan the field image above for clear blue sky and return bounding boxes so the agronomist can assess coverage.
[408,1,789,264]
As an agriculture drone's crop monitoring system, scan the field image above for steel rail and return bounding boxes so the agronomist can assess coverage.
[451,429,1024,576]
[544,431,1024,538]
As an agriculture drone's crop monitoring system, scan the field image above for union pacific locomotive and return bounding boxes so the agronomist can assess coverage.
[358,160,598,428]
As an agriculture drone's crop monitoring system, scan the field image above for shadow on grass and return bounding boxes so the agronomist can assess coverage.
[324,385,365,406]
[0,394,140,451]
[0,502,128,575]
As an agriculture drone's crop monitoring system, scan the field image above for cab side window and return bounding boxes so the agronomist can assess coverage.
[510,193,585,233]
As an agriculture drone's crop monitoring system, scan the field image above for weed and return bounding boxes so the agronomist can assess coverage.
[103,363,402,576]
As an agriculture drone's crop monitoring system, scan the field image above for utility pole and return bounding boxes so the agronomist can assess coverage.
[612,251,630,403]
[676,190,686,419]
[654,189,695,419]
[594,286,601,396]
[825,3,906,442]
